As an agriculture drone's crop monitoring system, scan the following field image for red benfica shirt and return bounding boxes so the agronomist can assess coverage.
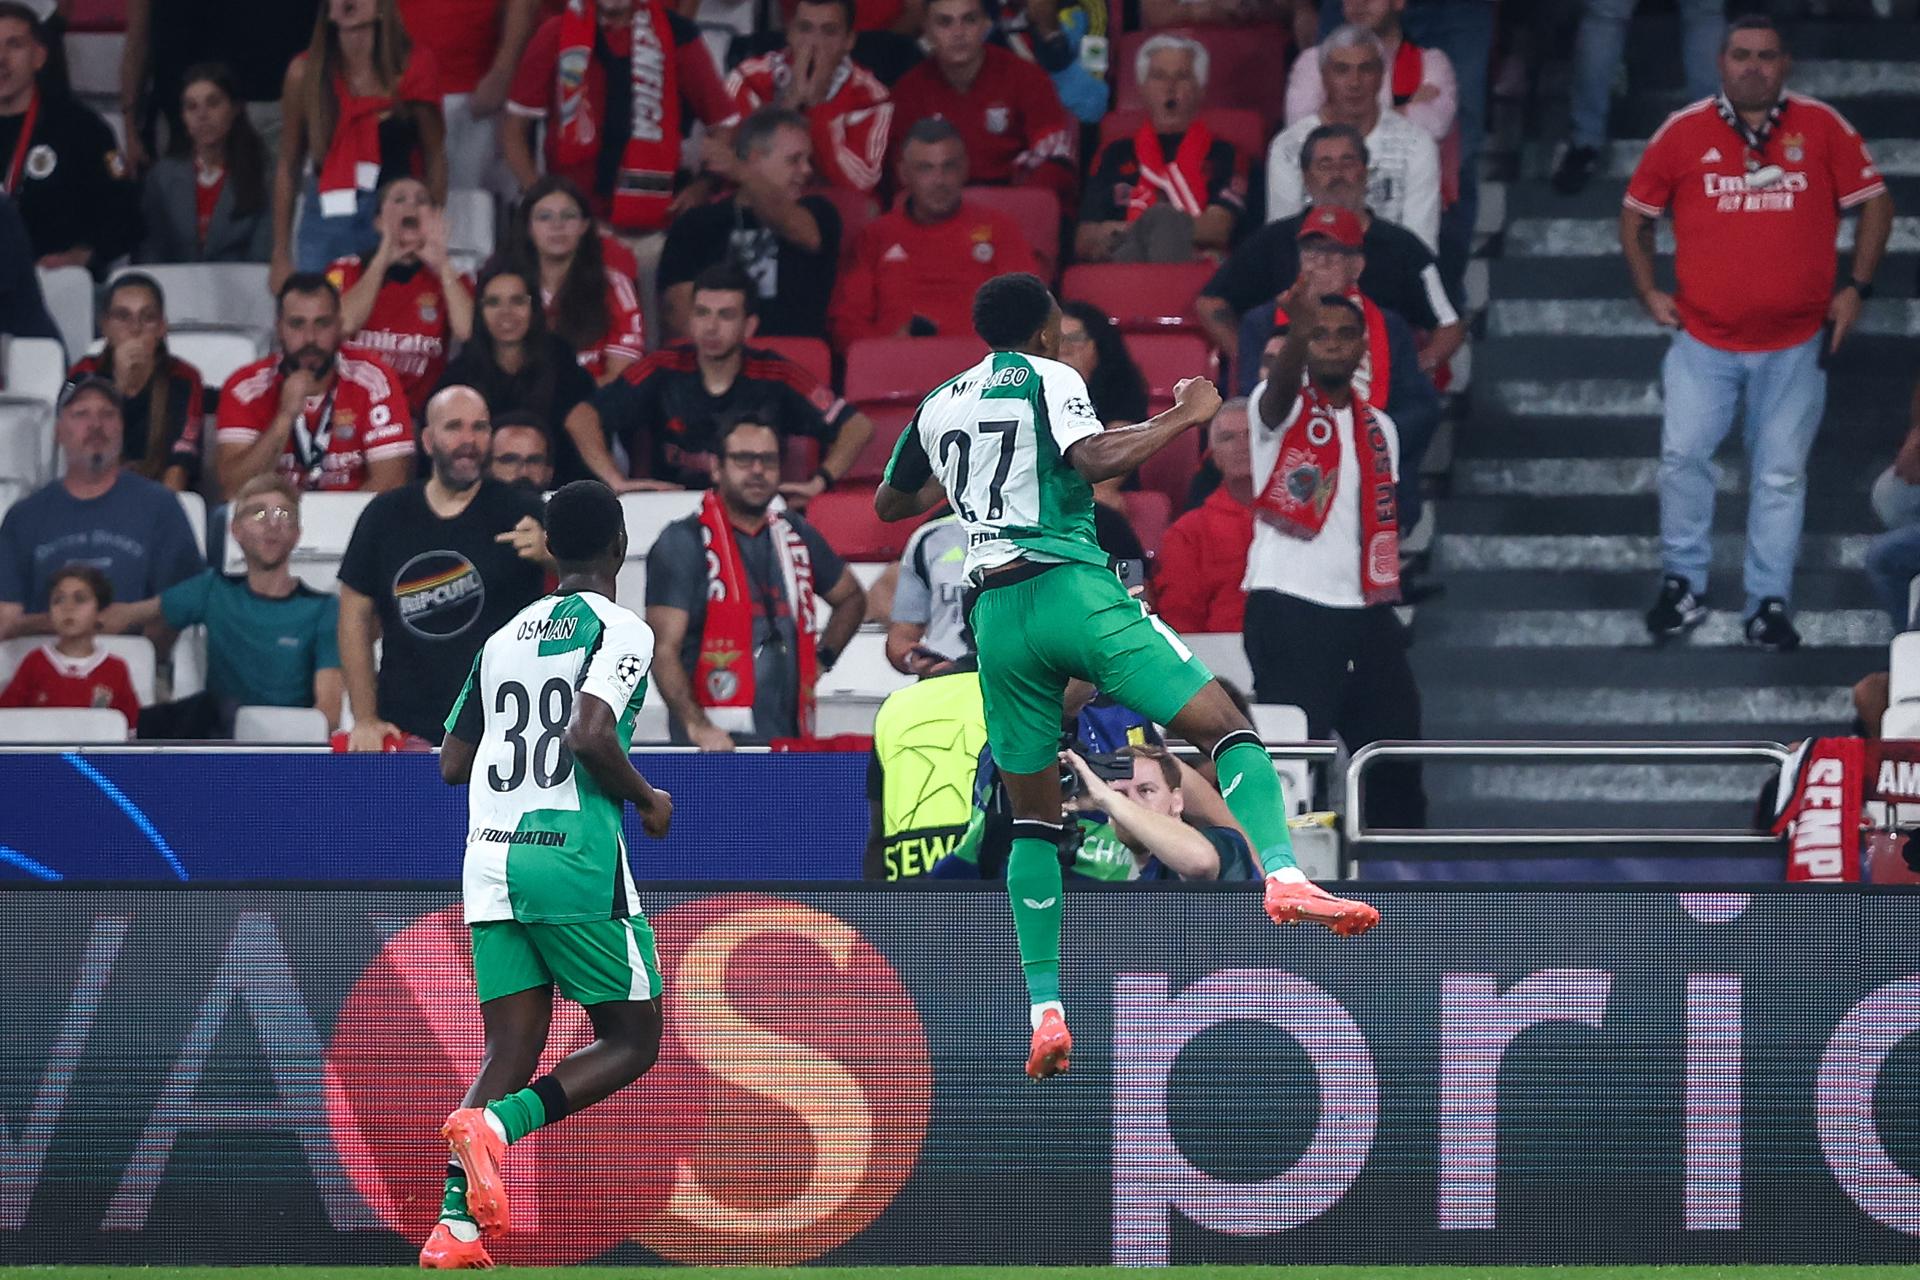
[1625,93,1885,352]
[727,51,893,193]
[545,266,646,379]
[326,256,467,412]
[395,0,499,94]
[829,200,1038,348]
[0,645,139,722]
[216,348,415,492]
[889,45,1075,192]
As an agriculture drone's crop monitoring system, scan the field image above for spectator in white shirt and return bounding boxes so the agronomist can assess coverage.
[1266,24,1441,253]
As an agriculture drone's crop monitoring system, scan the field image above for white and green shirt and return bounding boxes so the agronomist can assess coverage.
[444,590,655,925]
[882,351,1108,580]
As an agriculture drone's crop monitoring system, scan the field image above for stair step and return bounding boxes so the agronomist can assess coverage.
[1488,253,1920,298]
[1408,644,1883,690]
[1417,608,1892,649]
[1505,215,1920,259]
[1473,334,1917,387]
[1453,762,1777,805]
[1439,494,1881,537]
[1488,298,1920,340]
[1504,173,1920,220]
[1424,686,1852,729]
[1485,375,1915,418]
[1452,456,1887,498]
[1432,531,1872,573]
[1427,569,1883,612]
[1596,136,1920,183]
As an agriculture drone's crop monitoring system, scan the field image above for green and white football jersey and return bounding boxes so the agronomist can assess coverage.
[444,589,655,925]
[882,351,1109,579]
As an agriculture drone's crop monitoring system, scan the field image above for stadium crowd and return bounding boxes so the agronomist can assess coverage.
[0,0,1895,868]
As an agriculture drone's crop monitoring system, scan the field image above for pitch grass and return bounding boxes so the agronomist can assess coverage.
[2,1268,1918,1279]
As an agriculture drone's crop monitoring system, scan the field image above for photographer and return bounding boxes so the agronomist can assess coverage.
[1063,745,1255,881]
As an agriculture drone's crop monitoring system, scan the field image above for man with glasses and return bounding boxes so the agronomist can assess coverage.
[487,411,555,492]
[644,414,865,750]
[103,474,344,737]
[67,272,206,491]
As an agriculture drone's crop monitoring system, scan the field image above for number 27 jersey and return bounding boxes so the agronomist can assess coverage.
[445,590,656,925]
[882,352,1108,579]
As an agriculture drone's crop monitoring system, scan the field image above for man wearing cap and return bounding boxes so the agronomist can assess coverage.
[1232,203,1440,529]
[0,1,137,273]
[0,377,204,638]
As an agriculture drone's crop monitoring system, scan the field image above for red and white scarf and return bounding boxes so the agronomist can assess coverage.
[554,0,681,233]
[693,490,819,736]
[1126,121,1212,221]
[1389,40,1424,107]
[1768,738,1920,881]
[316,56,434,217]
[1252,381,1400,605]
[1275,291,1391,411]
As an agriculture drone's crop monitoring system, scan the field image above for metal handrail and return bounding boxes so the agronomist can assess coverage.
[1343,739,1793,845]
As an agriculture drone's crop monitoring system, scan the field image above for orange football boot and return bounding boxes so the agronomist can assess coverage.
[1264,877,1380,936]
[419,1222,494,1269]
[1026,1007,1073,1080]
[440,1109,510,1235]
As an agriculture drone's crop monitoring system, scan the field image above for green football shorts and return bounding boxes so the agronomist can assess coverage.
[966,560,1215,775]
[470,915,663,1006]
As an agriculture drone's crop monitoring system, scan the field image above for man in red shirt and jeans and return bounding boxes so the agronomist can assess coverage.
[1622,14,1892,650]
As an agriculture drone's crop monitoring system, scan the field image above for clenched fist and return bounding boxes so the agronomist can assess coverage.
[1173,376,1222,423]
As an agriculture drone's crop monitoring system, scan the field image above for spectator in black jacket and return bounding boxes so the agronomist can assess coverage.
[0,191,57,343]
[0,3,138,274]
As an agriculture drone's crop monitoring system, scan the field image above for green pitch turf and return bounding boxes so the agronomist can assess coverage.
[2,1268,1917,1279]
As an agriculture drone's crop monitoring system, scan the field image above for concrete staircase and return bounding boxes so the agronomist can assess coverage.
[1410,19,1920,834]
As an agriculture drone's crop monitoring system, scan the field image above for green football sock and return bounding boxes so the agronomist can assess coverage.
[485,1088,548,1144]
[440,1163,475,1226]
[1214,735,1297,875]
[1006,821,1065,1008]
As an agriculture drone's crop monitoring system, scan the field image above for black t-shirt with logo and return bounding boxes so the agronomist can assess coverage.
[337,480,547,741]
[657,196,841,339]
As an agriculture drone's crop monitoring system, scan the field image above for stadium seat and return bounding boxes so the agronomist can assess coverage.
[63,30,124,95]
[35,266,92,362]
[752,336,832,387]
[176,490,206,558]
[171,625,206,699]
[1095,108,1266,168]
[0,634,155,704]
[618,490,704,559]
[962,185,1060,281]
[4,335,66,407]
[233,706,331,743]
[167,328,268,393]
[1251,702,1311,817]
[843,335,987,481]
[804,488,932,561]
[1121,490,1171,557]
[117,264,276,338]
[445,188,497,264]
[816,692,884,736]
[67,0,130,31]
[1060,262,1215,335]
[632,685,670,743]
[1886,701,1920,741]
[0,707,129,742]
[1111,25,1293,131]
[0,397,54,504]
[1126,332,1217,415]
[815,631,911,699]
[1180,631,1252,693]
[821,187,881,265]
[1891,632,1920,705]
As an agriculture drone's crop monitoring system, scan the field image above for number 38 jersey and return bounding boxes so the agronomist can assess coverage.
[882,351,1109,580]
[444,589,655,925]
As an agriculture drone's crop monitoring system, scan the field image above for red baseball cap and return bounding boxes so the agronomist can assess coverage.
[1296,205,1364,250]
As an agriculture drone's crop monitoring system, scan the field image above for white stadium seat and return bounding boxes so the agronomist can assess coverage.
[118,264,276,338]
[1252,702,1311,817]
[815,632,910,700]
[1181,632,1254,696]
[3,335,67,408]
[1885,701,1920,741]
[0,635,156,706]
[167,328,268,393]
[614,560,647,610]
[632,684,669,743]
[63,31,125,97]
[233,705,330,743]
[176,490,207,558]
[1892,632,1920,705]
[0,707,129,742]
[0,397,54,503]
[618,491,704,559]
[445,188,497,262]
[36,266,93,362]
[171,625,207,699]
[816,693,884,737]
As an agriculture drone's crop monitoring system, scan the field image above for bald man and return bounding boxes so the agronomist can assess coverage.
[336,385,554,749]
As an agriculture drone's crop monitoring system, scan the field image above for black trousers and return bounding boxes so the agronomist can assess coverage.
[1243,590,1428,831]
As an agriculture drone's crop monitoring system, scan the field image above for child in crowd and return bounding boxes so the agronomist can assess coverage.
[0,566,141,729]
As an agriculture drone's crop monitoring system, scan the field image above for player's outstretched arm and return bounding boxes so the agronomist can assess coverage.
[875,473,947,522]
[567,691,674,838]
[1067,377,1222,484]
[440,733,477,785]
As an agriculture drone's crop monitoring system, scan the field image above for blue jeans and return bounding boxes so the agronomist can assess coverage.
[1659,329,1827,613]
[1567,0,1723,149]
[295,178,379,273]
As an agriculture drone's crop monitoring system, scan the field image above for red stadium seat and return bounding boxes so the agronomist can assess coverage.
[821,187,881,265]
[751,336,832,387]
[1122,491,1173,558]
[1060,262,1215,334]
[68,0,127,30]
[1095,108,1266,168]
[1124,332,1217,414]
[1136,429,1202,511]
[961,186,1060,282]
[1112,26,1293,132]
[842,335,988,481]
[803,489,935,560]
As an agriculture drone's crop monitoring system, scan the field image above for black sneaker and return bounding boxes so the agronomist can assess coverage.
[1551,144,1602,195]
[1645,574,1707,640]
[1744,598,1801,652]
